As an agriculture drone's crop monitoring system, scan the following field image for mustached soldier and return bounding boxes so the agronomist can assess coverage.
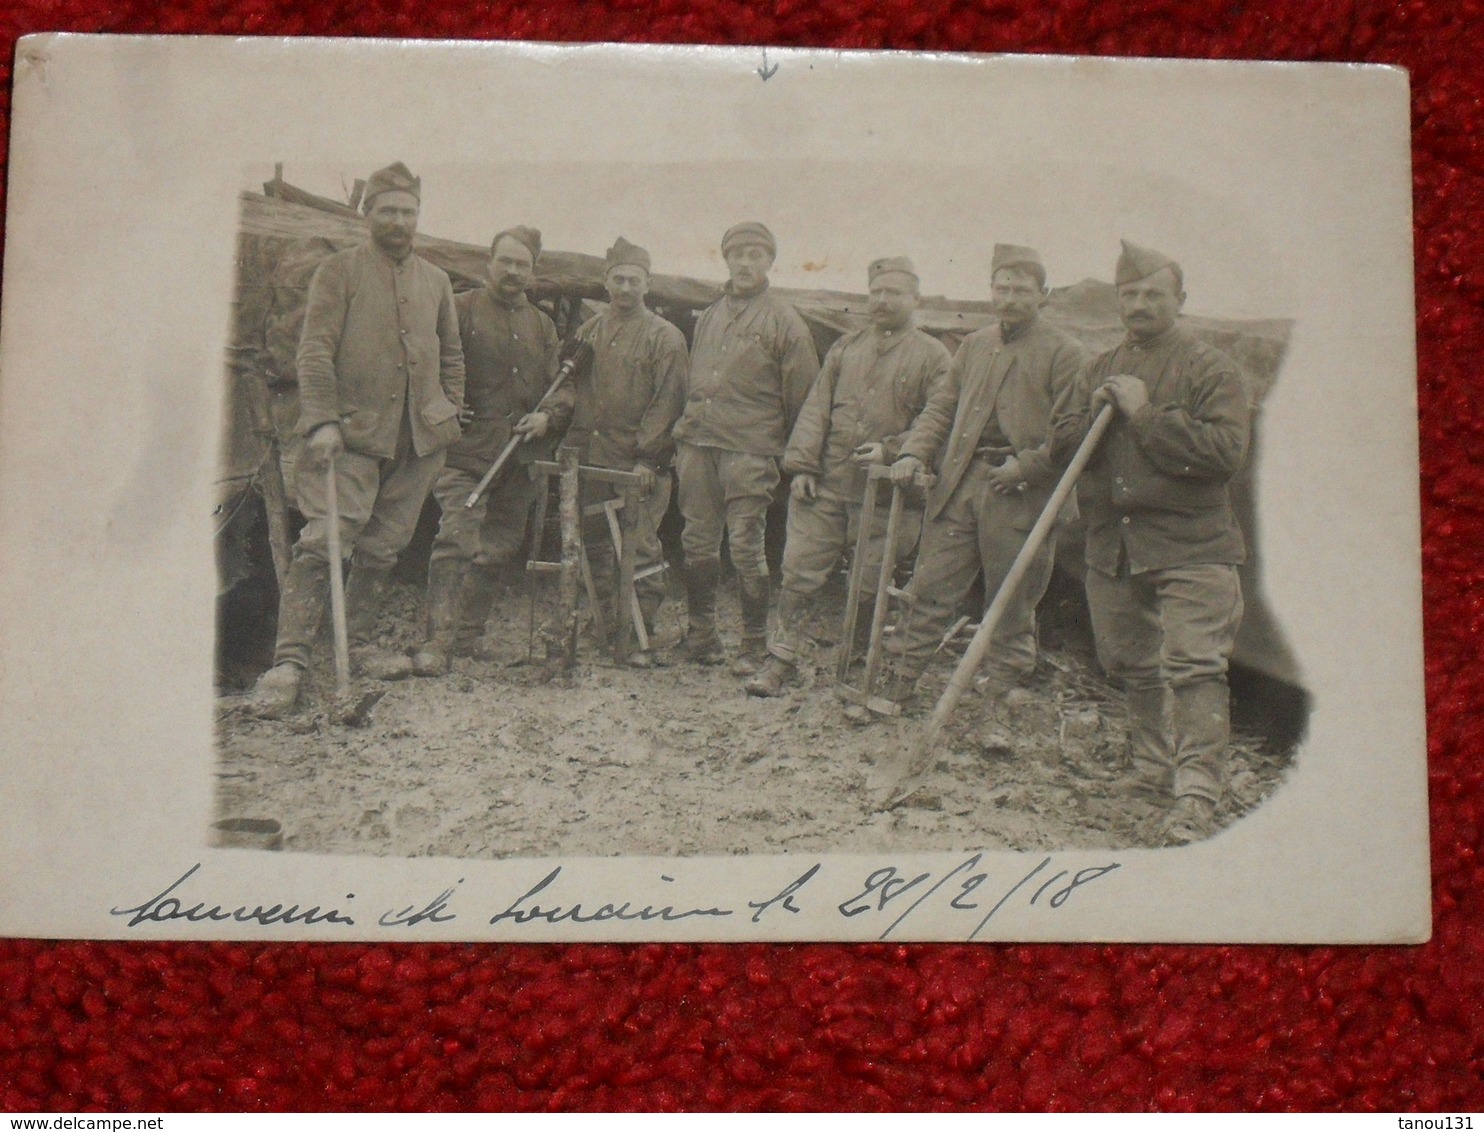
[412,226,573,673]
[1050,240,1252,845]
[250,162,465,718]
[745,256,950,697]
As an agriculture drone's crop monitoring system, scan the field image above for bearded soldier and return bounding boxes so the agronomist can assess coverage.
[250,162,465,717]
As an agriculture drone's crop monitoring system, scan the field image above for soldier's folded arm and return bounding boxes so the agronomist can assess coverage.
[1127,364,1251,479]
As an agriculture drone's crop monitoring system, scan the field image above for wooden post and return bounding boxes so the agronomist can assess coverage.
[615,487,642,663]
[548,445,583,669]
[348,178,366,212]
[836,474,880,682]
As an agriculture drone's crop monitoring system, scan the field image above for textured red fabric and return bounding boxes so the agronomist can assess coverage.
[1,0,1482,1113]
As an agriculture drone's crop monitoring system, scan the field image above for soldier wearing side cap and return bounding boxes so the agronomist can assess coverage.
[672,221,821,674]
[745,256,951,698]
[411,225,573,675]
[566,237,689,667]
[249,162,466,718]
[883,244,1087,712]
[1050,240,1252,845]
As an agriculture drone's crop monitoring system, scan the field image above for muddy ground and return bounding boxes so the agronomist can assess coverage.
[213,568,1301,859]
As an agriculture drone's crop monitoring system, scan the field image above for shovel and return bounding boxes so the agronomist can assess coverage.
[869,405,1114,809]
[324,460,383,727]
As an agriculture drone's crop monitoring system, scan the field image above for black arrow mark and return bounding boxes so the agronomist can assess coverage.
[757,49,778,82]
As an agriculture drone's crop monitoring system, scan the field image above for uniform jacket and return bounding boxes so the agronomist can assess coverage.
[673,283,820,458]
[570,307,689,471]
[900,317,1086,525]
[446,288,572,477]
[1050,324,1251,574]
[296,243,465,459]
[783,324,951,504]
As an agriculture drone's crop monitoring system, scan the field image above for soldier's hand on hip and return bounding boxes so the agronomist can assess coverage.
[791,473,818,502]
[633,461,658,495]
[305,422,344,469]
[1098,374,1150,418]
[889,455,923,486]
[988,454,1026,495]
[851,442,885,467]
[514,411,550,440]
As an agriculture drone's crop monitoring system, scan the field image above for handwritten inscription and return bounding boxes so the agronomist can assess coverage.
[109,854,1120,937]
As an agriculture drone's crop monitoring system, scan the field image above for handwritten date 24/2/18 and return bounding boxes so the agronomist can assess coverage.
[750,853,1120,940]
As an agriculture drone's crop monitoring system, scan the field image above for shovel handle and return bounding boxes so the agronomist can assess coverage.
[324,460,351,699]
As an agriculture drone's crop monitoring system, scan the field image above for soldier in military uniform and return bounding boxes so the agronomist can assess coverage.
[1050,240,1252,844]
[885,244,1087,707]
[745,256,951,697]
[250,162,465,717]
[568,238,689,666]
[672,222,820,674]
[411,226,573,674]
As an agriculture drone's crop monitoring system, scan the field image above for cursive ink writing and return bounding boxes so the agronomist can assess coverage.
[748,863,821,923]
[378,879,462,927]
[489,867,734,926]
[110,864,356,928]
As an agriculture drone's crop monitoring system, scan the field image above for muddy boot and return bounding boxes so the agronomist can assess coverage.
[451,563,502,659]
[675,558,725,665]
[248,554,328,719]
[1159,793,1217,846]
[1124,685,1174,802]
[731,575,771,677]
[745,655,796,697]
[346,564,413,680]
[411,559,464,676]
[1170,679,1231,808]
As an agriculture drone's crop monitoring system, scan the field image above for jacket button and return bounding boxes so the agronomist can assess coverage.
[1121,516,1131,524]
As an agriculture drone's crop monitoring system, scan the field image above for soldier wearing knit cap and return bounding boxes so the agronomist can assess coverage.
[411,223,574,674]
[565,237,688,666]
[745,256,950,697]
[250,162,466,717]
[1050,240,1252,845]
[883,242,1087,718]
[672,221,820,673]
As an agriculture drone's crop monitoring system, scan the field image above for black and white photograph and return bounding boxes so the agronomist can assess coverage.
[0,37,1428,942]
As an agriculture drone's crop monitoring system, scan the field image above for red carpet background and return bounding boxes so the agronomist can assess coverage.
[1,0,1480,1113]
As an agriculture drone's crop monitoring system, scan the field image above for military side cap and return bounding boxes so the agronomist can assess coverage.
[721,221,777,257]
[1115,239,1181,287]
[493,225,543,261]
[605,237,651,273]
[362,162,421,210]
[868,256,918,285]
[991,243,1047,288]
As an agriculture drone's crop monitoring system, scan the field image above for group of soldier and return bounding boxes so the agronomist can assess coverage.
[247,161,1253,846]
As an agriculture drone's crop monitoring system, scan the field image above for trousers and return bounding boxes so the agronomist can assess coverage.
[675,443,779,581]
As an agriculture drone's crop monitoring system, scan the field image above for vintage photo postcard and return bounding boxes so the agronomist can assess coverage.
[0,36,1427,941]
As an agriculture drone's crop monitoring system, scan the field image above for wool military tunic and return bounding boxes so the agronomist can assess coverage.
[674,283,820,458]
[571,307,689,471]
[1051,324,1251,575]
[446,288,571,477]
[783,324,951,504]
[295,243,466,458]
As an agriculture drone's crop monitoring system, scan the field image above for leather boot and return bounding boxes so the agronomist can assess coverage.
[1170,679,1230,807]
[676,557,724,665]
[345,564,413,680]
[249,554,328,718]
[1124,685,1173,801]
[745,655,797,697]
[731,575,771,677]
[411,559,465,676]
[452,564,502,658]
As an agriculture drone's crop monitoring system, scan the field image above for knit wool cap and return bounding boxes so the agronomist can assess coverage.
[605,237,651,273]
[991,243,1047,289]
[1115,239,1182,288]
[492,226,543,262]
[362,162,420,211]
[721,221,777,258]
[868,256,919,286]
